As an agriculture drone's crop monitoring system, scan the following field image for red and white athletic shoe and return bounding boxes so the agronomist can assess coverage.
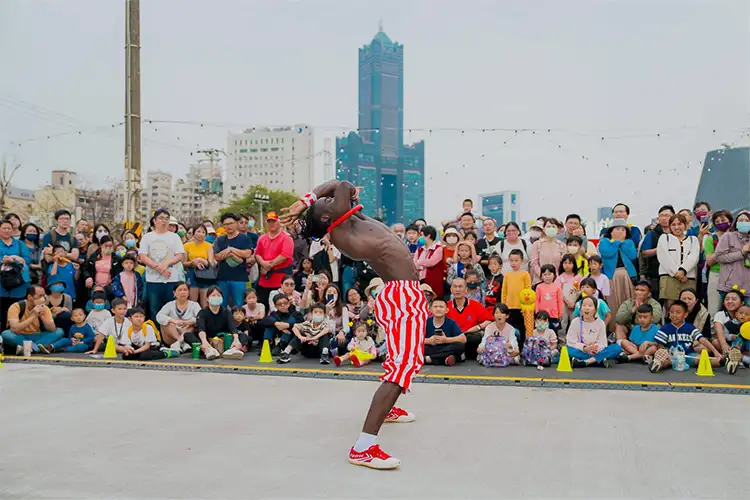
[348,445,401,470]
[384,406,415,423]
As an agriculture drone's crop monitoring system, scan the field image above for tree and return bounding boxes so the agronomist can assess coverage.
[0,156,22,217]
[221,185,299,222]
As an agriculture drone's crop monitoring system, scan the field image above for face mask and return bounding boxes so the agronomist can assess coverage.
[177,229,186,237]
[102,249,113,256]
[92,303,106,311]
[417,237,426,246]
[445,237,458,245]
[49,284,65,294]
[567,246,579,254]
[544,227,558,238]
[370,290,378,298]
[535,322,549,331]
[737,222,750,233]
[715,222,731,232]
[326,294,336,303]
[248,220,255,229]
[312,314,325,323]
[124,239,136,248]
[530,230,542,239]
[208,296,223,307]
[205,235,216,244]
[695,210,708,219]
[497,233,505,240]
[25,234,38,242]
[116,249,126,258]
[467,282,479,290]
[96,230,108,240]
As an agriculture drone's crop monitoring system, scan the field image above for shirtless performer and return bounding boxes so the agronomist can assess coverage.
[281,180,429,470]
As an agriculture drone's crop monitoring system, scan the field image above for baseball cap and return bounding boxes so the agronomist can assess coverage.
[266,211,279,221]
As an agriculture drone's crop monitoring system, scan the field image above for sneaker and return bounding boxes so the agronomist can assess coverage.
[616,353,630,364]
[348,444,401,470]
[159,347,181,358]
[271,346,282,357]
[37,344,52,354]
[333,356,342,367]
[571,358,587,369]
[600,359,611,368]
[726,347,742,375]
[445,354,456,366]
[205,347,221,360]
[277,352,291,364]
[607,332,616,344]
[222,348,244,360]
[170,341,182,353]
[320,347,330,365]
[16,345,23,355]
[351,354,361,367]
[384,406,415,424]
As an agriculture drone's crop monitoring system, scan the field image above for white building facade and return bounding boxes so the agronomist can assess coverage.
[141,170,173,221]
[225,124,314,202]
[172,163,224,225]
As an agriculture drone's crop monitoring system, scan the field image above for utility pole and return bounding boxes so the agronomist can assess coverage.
[123,0,141,227]
[254,193,270,232]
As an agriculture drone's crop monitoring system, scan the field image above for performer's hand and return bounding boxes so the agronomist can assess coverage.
[280,201,306,226]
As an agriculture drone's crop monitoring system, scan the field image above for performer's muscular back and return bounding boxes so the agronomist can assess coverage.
[305,181,418,283]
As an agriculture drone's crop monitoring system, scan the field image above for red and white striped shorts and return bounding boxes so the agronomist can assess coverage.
[374,280,429,392]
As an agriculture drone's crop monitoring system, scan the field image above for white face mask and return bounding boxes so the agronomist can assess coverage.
[312,314,325,323]
[567,245,579,254]
[96,230,108,240]
[544,227,558,238]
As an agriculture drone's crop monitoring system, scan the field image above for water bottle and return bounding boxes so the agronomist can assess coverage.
[670,345,687,371]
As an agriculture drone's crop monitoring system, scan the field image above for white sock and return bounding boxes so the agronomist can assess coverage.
[743,355,750,365]
[353,432,377,452]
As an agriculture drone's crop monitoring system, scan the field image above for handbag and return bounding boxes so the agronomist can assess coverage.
[194,264,218,283]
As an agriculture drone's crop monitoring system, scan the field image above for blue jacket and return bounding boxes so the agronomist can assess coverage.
[598,238,638,279]
[111,271,145,306]
[0,237,31,299]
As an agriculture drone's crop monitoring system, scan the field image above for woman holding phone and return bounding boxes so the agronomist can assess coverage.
[300,270,331,311]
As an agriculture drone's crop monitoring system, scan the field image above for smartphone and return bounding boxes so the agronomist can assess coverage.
[311,274,321,283]
[434,329,445,336]
[700,215,709,225]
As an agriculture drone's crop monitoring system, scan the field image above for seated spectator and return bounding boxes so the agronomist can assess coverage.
[47,244,79,302]
[447,241,485,286]
[649,300,721,372]
[156,281,202,350]
[447,278,492,360]
[86,298,131,354]
[277,303,332,364]
[566,296,621,368]
[521,310,558,367]
[478,303,520,367]
[345,287,368,319]
[2,285,63,355]
[46,279,73,333]
[20,222,43,285]
[111,254,144,309]
[119,307,179,360]
[679,288,711,340]
[657,214,700,305]
[715,210,750,305]
[300,270,331,311]
[616,304,660,364]
[334,321,378,367]
[185,286,242,360]
[260,294,304,356]
[293,257,314,292]
[464,269,484,302]
[572,278,612,326]
[585,255,610,301]
[712,289,744,355]
[231,306,253,353]
[726,305,750,373]
[483,255,503,314]
[414,225,444,298]
[424,297,465,366]
[38,308,94,354]
[242,289,266,351]
[85,290,112,331]
[501,249,532,339]
[269,275,302,312]
[324,284,351,349]
[614,281,662,341]
[534,264,563,333]
[404,224,423,255]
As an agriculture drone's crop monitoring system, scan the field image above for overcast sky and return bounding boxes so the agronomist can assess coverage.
[1,0,748,227]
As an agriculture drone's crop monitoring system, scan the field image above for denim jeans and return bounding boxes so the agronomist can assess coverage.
[217,280,247,308]
[341,266,356,298]
[51,337,90,353]
[1,329,65,353]
[567,344,622,363]
[147,282,176,322]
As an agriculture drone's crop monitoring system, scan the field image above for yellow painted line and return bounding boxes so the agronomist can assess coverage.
[545,378,671,387]
[421,373,543,382]
[670,381,750,390]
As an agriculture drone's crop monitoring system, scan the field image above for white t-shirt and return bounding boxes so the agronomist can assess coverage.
[97,316,132,344]
[496,240,530,275]
[138,231,186,284]
[126,323,159,348]
[86,309,112,331]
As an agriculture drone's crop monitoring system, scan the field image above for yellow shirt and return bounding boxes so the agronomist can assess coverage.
[183,241,212,261]
[575,255,589,277]
[7,301,54,334]
[501,270,532,309]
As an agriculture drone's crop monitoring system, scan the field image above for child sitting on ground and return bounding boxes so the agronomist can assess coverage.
[726,304,750,374]
[277,303,332,365]
[39,308,94,354]
[243,289,266,351]
[572,278,612,325]
[120,307,178,360]
[333,322,377,367]
[85,291,112,332]
[46,279,74,334]
[478,303,520,367]
[232,306,252,351]
[86,298,131,354]
[616,304,659,364]
[521,310,558,368]
[85,286,111,313]
[649,300,722,373]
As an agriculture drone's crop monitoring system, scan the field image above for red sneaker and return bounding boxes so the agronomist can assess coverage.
[348,444,401,470]
[384,406,415,423]
[351,354,361,367]
[333,356,342,367]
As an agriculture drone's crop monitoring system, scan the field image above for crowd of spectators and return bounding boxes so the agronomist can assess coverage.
[1,196,749,375]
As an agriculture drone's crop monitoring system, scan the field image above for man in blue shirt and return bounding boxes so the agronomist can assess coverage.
[424,297,465,366]
[214,213,253,307]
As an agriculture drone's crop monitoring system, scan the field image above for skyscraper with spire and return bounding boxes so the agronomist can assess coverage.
[336,25,425,225]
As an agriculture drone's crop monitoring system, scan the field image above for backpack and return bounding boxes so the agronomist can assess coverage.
[499,239,528,254]
[521,335,552,366]
[127,320,162,344]
[0,240,25,290]
[481,335,511,367]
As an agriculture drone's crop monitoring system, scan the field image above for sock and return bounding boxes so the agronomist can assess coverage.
[743,355,750,366]
[353,432,377,452]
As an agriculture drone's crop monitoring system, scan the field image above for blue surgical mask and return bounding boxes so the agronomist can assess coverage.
[312,313,325,323]
[49,284,65,293]
[248,220,256,229]
[124,239,136,248]
[737,221,750,233]
[92,303,106,311]
[535,322,549,331]
[116,249,126,258]
[206,235,216,243]
[467,282,479,289]
[370,290,378,298]
[208,296,223,307]
[25,234,39,242]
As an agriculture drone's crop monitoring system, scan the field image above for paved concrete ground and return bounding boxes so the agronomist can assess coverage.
[1,364,747,500]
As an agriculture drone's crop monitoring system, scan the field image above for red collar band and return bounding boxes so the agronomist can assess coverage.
[327,204,363,234]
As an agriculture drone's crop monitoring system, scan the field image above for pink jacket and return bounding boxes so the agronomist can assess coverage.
[530,238,567,284]
[414,243,444,280]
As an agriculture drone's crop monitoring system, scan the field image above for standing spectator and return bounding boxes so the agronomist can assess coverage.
[714,210,750,305]
[138,208,186,321]
[294,257,314,292]
[0,218,32,329]
[20,223,43,285]
[639,205,674,300]
[404,224,423,255]
[82,236,123,297]
[441,227,460,289]
[254,212,294,307]
[183,224,215,307]
[657,214,700,306]
[6,213,22,239]
[457,212,477,238]
[498,222,529,275]
[121,230,139,252]
[41,209,79,265]
[47,245,78,302]
[557,214,589,250]
[600,203,642,247]
[424,298,465,366]
[245,214,260,249]
[236,214,249,236]
[291,231,309,272]
[704,210,733,316]
[447,241,485,286]
[309,235,341,285]
[530,218,567,284]
[414,225,444,299]
[87,224,111,258]
[446,278,492,360]
[475,218,501,277]
[214,213,253,307]
[2,284,63,354]
[598,219,638,329]
[390,223,405,240]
